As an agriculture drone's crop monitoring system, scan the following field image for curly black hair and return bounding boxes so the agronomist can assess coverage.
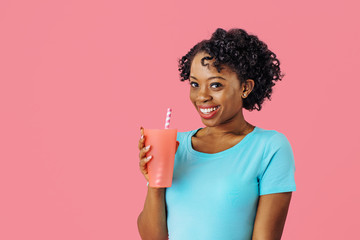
[178,28,284,111]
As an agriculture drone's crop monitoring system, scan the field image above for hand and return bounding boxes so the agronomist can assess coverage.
[138,126,179,183]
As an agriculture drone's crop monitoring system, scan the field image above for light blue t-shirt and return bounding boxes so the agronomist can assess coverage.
[165,126,296,240]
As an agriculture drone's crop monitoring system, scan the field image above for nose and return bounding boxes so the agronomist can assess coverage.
[196,86,212,102]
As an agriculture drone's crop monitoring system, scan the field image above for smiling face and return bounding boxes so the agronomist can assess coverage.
[189,51,245,127]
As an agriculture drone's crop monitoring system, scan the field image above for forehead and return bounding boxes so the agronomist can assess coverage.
[190,52,233,76]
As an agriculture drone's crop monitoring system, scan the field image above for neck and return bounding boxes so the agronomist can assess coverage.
[203,110,254,137]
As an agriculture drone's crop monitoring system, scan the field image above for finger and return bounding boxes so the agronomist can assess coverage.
[139,155,152,169]
[175,141,179,152]
[138,127,145,150]
[138,134,145,150]
[139,145,151,159]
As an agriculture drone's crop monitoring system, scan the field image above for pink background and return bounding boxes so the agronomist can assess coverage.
[0,0,359,239]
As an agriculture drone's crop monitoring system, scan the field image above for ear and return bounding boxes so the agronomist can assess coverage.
[242,79,255,95]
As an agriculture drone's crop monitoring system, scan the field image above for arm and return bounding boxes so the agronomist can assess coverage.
[252,192,292,240]
[137,127,174,240]
[137,127,179,240]
[137,187,168,240]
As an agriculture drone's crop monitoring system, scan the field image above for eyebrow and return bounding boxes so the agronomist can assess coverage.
[190,76,227,81]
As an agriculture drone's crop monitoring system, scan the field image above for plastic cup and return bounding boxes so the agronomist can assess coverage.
[144,128,177,188]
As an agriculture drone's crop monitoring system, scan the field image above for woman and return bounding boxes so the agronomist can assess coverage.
[137,28,296,240]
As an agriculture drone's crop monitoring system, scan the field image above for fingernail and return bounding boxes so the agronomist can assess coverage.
[141,135,144,139]
[146,155,152,161]
[145,145,150,150]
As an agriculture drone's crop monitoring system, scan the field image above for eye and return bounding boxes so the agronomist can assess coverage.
[190,81,198,88]
[210,82,222,89]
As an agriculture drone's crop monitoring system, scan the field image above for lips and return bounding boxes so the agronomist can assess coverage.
[197,105,219,108]
[197,105,220,119]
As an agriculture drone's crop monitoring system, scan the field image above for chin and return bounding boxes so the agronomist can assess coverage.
[201,119,218,127]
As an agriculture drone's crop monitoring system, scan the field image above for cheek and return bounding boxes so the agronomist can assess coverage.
[222,92,242,107]
[214,92,229,102]
[226,89,242,100]
[189,90,196,101]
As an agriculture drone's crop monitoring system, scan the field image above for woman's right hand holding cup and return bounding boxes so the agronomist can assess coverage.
[138,126,152,182]
[138,126,180,183]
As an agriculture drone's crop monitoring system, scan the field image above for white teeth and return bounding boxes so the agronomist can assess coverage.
[200,106,219,114]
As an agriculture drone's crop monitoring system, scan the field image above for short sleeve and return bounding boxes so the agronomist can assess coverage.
[258,132,296,195]
[176,131,186,146]
[174,131,188,161]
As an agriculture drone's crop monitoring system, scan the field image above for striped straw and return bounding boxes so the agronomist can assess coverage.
[164,108,172,129]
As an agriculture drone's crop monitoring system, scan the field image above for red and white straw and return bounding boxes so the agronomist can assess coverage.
[164,108,172,129]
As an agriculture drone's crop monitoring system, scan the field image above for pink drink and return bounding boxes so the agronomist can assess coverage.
[144,128,177,188]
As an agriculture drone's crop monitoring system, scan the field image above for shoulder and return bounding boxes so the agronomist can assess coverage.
[254,127,293,152]
[176,128,201,142]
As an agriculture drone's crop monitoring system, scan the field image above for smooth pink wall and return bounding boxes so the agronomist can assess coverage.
[0,0,359,239]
